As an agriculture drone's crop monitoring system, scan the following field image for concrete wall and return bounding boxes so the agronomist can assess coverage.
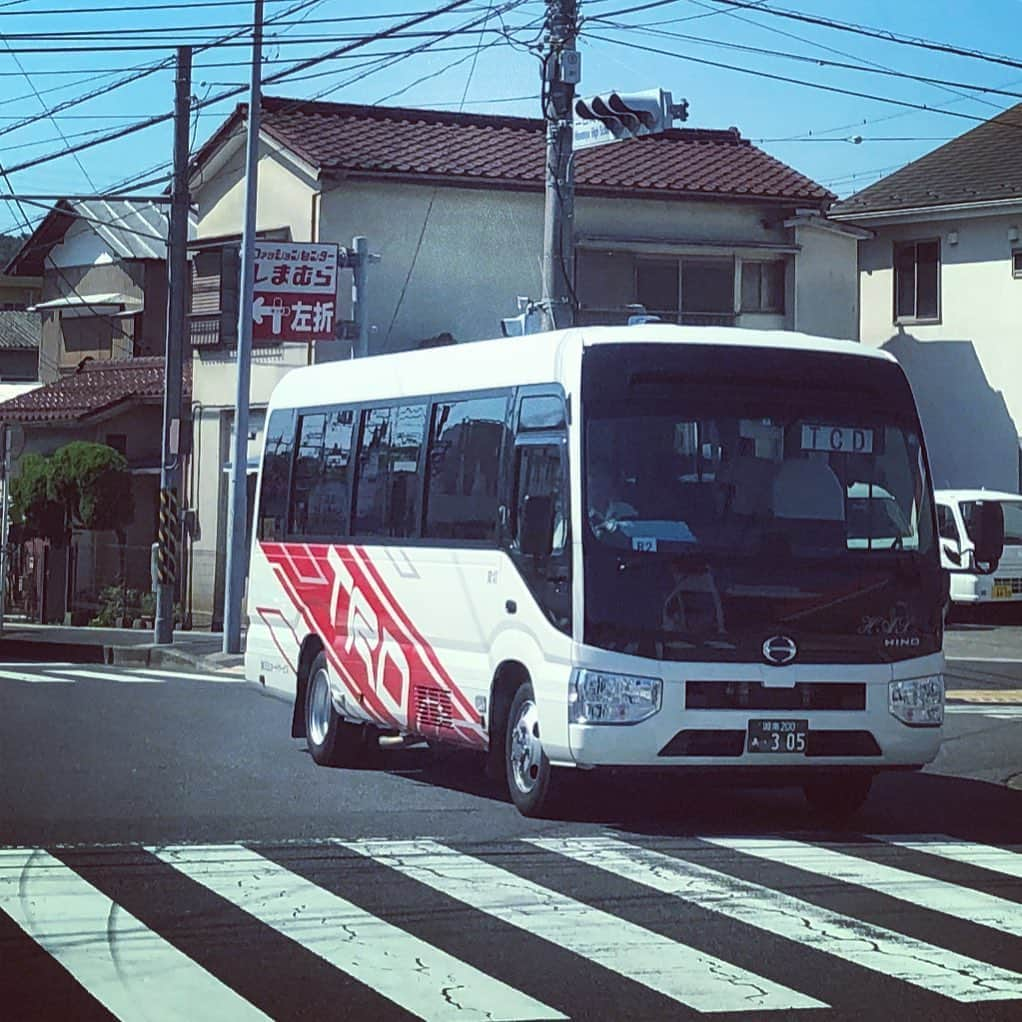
[187,345,309,628]
[857,213,1022,491]
[793,223,860,340]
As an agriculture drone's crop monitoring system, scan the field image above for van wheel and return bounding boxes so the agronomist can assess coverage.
[304,651,364,767]
[803,774,873,818]
[506,680,559,817]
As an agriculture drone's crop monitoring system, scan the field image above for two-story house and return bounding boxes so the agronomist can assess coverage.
[832,104,1022,493]
[0,200,194,623]
[181,96,865,629]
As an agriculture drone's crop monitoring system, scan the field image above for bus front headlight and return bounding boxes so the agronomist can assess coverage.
[889,675,944,726]
[569,670,662,725]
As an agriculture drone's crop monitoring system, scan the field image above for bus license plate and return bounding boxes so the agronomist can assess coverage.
[992,583,1013,599]
[747,719,808,754]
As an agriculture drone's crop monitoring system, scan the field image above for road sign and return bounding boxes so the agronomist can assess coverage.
[251,240,339,343]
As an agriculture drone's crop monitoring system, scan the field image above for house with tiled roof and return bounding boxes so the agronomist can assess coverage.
[0,201,197,623]
[832,104,1022,493]
[183,95,864,628]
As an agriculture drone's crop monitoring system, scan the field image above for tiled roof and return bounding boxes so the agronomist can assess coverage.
[833,103,1022,217]
[199,97,832,205]
[0,356,189,425]
[0,310,40,350]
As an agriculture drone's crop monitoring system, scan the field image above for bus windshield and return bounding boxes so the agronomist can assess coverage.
[585,408,934,561]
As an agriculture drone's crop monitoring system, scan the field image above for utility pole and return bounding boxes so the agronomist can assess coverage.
[540,0,579,332]
[223,0,263,655]
[154,45,192,645]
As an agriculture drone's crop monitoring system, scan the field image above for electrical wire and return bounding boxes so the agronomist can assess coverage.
[701,1,1022,75]
[0,0,489,177]
[586,20,1022,104]
[582,32,1022,134]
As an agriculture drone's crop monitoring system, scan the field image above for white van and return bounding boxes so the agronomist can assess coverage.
[935,489,1022,605]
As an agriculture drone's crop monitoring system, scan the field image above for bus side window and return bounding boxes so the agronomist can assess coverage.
[289,413,327,536]
[514,444,567,553]
[424,394,510,542]
[354,404,427,538]
[258,408,295,541]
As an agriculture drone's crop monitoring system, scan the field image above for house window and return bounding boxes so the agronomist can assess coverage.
[894,239,940,322]
[741,260,785,313]
[575,251,735,326]
[1012,249,1022,278]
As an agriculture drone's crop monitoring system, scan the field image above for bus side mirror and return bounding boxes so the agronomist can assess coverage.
[520,494,555,557]
[940,538,962,567]
[971,500,1005,575]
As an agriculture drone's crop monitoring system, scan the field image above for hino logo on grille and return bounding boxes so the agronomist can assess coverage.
[762,635,798,665]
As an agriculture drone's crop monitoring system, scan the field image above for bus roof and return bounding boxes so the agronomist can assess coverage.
[267,324,895,410]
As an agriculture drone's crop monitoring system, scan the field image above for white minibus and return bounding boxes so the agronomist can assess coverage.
[245,325,1000,817]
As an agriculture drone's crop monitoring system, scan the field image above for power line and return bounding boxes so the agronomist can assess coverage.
[0,0,505,177]
[0,0,320,140]
[584,32,1022,133]
[641,0,1004,113]
[587,21,1022,103]
[702,0,1022,75]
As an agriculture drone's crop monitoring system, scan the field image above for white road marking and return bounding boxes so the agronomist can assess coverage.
[0,668,73,683]
[346,838,825,1014]
[123,668,243,684]
[532,836,1022,1004]
[154,844,564,1022]
[946,705,1022,720]
[946,657,1022,664]
[44,668,166,684]
[0,848,268,1020]
[704,837,1022,938]
[872,836,1022,881]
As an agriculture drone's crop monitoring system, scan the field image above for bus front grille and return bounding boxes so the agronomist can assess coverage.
[685,681,866,711]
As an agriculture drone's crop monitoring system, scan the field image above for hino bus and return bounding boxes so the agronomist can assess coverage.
[245,325,1001,817]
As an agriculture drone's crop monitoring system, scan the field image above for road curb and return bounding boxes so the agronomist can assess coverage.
[0,639,105,664]
[946,689,1022,704]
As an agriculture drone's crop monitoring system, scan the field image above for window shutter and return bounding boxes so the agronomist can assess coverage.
[220,245,240,345]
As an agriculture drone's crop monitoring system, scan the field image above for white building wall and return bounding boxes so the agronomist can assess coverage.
[793,224,860,340]
[857,214,1022,492]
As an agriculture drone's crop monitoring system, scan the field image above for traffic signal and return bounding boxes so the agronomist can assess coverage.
[573,89,688,149]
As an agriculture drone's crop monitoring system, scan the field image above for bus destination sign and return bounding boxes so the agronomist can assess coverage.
[251,241,340,343]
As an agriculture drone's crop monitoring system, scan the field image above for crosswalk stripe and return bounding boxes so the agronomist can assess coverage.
[872,835,1022,881]
[0,848,268,1021]
[125,668,242,683]
[345,838,826,1014]
[44,668,165,684]
[153,843,564,1022]
[0,668,73,684]
[703,837,1022,938]
[531,836,1022,1004]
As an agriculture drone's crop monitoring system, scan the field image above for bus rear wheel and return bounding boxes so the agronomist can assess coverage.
[802,773,873,818]
[506,680,559,817]
[304,651,366,767]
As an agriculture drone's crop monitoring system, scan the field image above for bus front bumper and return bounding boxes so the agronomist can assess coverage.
[565,682,943,771]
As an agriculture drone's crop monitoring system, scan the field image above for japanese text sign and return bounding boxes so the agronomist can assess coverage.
[252,241,339,343]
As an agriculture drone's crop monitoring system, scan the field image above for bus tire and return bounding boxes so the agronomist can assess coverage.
[506,679,558,817]
[304,651,361,768]
[802,773,873,818]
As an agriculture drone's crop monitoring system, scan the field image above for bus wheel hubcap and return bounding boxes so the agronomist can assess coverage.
[308,667,332,746]
[510,699,542,794]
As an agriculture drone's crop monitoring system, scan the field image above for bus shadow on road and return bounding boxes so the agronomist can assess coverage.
[377,747,1022,840]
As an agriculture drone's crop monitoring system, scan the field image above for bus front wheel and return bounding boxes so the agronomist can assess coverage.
[506,680,558,817]
[304,651,365,767]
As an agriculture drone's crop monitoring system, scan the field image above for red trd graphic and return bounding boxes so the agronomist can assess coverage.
[259,542,485,747]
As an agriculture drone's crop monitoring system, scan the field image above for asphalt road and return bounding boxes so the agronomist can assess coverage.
[1,657,1021,1022]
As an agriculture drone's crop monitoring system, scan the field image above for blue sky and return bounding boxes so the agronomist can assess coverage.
[2,0,1020,236]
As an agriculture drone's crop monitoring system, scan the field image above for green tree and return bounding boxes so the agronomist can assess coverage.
[10,442,134,544]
